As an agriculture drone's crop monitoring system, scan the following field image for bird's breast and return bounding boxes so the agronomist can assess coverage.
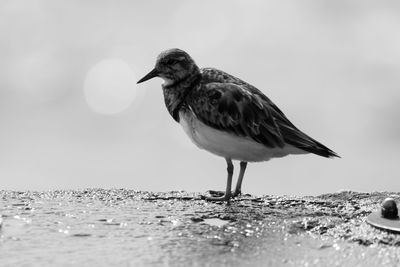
[178,110,304,162]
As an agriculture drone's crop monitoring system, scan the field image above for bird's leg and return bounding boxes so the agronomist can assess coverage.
[206,158,233,203]
[232,161,247,198]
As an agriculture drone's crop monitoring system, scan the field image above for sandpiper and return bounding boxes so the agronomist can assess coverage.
[137,48,339,203]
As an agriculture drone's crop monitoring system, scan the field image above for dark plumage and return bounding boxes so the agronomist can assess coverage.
[191,68,338,158]
[137,48,339,203]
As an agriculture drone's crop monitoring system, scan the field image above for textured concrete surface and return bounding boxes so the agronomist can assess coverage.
[1,189,400,266]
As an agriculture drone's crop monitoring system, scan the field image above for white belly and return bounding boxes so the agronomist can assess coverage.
[179,110,306,162]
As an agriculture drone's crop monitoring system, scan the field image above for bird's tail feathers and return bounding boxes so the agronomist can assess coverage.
[282,125,339,158]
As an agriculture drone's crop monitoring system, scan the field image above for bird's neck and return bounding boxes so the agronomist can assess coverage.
[162,72,201,122]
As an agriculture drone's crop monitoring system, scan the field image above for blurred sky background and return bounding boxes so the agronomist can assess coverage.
[1,0,400,195]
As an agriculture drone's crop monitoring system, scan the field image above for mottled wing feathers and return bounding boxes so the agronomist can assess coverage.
[188,73,285,148]
[187,68,339,158]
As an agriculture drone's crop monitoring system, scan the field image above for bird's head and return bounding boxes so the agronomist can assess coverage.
[137,48,200,86]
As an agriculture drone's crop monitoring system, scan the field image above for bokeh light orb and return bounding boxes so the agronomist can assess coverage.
[84,58,137,115]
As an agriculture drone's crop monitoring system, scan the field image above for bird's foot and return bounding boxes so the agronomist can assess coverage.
[202,190,232,203]
[205,195,232,203]
[206,190,225,197]
[232,190,241,198]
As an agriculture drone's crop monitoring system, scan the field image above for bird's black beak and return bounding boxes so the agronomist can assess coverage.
[137,68,159,84]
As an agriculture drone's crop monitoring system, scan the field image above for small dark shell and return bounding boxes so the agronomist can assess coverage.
[381,198,399,219]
